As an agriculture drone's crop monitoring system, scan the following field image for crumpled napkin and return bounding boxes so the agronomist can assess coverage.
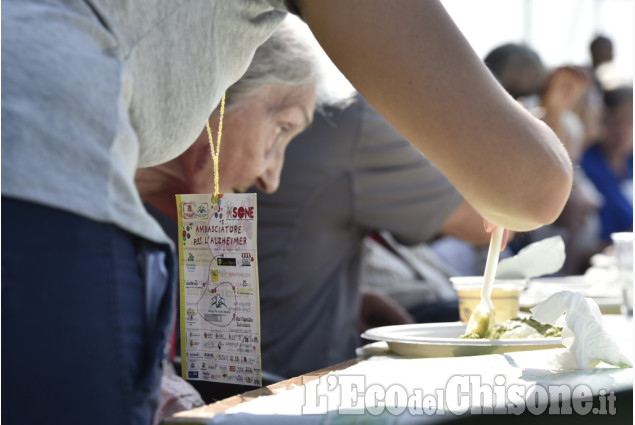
[496,235,566,279]
[530,291,632,369]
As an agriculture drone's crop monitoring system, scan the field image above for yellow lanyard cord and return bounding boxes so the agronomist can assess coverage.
[206,92,226,195]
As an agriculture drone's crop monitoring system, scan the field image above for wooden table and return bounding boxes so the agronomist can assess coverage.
[163,358,362,424]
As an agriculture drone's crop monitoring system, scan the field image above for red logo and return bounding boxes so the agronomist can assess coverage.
[231,206,254,219]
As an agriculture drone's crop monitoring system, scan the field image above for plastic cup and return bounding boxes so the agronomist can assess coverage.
[610,232,633,317]
[450,276,527,323]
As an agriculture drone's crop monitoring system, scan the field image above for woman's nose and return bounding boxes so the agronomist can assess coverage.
[257,154,285,194]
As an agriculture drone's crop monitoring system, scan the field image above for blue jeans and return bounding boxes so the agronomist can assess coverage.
[2,198,175,424]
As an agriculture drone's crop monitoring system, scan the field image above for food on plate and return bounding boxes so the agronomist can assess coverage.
[461,316,562,340]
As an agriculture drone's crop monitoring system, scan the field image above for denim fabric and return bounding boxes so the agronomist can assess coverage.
[2,197,175,424]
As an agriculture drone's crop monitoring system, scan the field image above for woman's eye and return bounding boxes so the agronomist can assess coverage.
[276,124,291,136]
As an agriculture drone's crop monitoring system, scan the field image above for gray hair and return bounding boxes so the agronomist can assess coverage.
[224,15,321,111]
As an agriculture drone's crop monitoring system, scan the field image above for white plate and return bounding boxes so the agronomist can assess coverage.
[361,322,563,358]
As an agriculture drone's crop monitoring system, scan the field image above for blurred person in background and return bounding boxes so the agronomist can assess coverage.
[581,86,634,244]
[589,34,620,92]
[590,35,614,73]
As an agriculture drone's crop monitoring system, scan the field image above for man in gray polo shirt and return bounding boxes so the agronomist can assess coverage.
[257,94,490,378]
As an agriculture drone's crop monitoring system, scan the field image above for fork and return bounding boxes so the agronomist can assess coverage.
[464,226,505,338]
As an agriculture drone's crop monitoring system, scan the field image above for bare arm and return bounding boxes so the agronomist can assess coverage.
[438,201,491,246]
[293,0,572,231]
[436,201,516,248]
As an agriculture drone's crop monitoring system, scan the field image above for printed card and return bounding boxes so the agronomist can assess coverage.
[176,193,261,386]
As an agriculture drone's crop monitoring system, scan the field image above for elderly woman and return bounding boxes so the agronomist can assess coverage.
[136,17,320,219]
[134,18,322,421]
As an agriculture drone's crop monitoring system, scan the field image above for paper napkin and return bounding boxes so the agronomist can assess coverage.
[530,291,632,369]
